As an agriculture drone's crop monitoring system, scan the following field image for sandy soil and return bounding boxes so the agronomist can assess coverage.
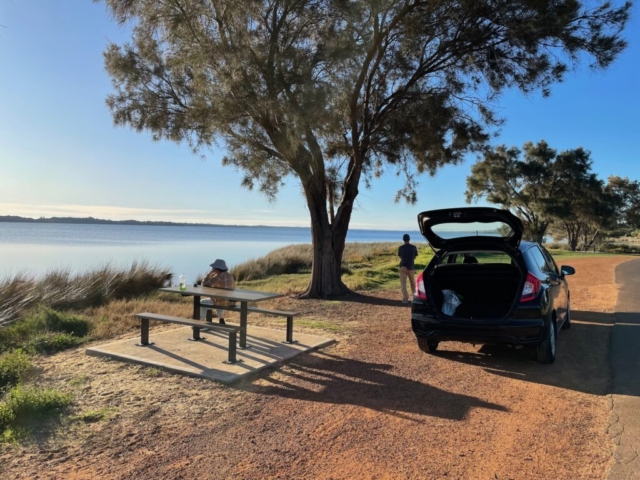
[0,255,632,480]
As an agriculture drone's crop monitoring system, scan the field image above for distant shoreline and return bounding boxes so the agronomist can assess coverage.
[0,215,306,229]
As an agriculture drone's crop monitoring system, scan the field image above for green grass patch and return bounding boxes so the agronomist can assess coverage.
[70,408,113,423]
[0,308,90,354]
[143,367,163,378]
[30,333,86,355]
[68,375,90,387]
[236,243,434,294]
[0,385,72,442]
[0,350,31,389]
[297,320,344,333]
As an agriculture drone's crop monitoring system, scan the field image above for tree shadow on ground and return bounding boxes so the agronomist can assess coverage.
[338,292,406,307]
[239,350,507,422]
[433,309,621,396]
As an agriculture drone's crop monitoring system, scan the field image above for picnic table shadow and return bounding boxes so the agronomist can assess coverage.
[239,351,508,422]
[427,309,630,396]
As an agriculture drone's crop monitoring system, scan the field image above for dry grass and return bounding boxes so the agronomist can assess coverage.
[82,295,193,341]
[0,261,172,327]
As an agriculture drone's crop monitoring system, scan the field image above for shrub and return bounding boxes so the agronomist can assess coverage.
[0,350,31,389]
[0,308,90,354]
[0,385,72,439]
[30,333,86,355]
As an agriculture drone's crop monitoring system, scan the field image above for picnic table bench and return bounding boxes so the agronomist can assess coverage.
[199,299,298,344]
[135,312,241,363]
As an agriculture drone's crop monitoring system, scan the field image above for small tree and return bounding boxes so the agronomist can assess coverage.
[99,0,630,297]
[547,149,612,251]
[605,175,640,233]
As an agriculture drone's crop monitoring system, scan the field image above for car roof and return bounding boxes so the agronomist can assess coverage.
[519,241,538,251]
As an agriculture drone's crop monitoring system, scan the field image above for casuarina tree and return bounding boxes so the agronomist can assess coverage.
[98,0,630,297]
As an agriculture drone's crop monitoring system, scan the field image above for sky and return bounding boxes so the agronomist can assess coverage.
[0,1,638,231]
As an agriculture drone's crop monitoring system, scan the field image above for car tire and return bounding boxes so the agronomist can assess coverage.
[536,317,556,364]
[562,300,571,330]
[417,337,439,353]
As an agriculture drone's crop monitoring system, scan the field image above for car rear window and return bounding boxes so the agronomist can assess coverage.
[442,251,513,265]
[431,222,514,241]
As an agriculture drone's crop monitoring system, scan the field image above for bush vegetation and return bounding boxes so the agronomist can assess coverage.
[0,308,91,354]
[0,385,72,441]
[0,350,31,389]
[0,261,171,327]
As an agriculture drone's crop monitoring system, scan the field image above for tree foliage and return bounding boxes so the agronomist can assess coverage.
[98,0,630,296]
[466,141,601,243]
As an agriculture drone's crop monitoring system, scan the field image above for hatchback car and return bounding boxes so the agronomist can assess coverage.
[411,207,574,364]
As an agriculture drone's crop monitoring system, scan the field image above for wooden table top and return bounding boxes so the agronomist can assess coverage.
[159,286,284,303]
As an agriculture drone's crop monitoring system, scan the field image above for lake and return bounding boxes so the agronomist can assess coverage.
[0,222,426,282]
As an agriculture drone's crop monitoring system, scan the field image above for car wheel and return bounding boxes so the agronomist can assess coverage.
[536,317,556,364]
[562,300,571,330]
[417,337,439,353]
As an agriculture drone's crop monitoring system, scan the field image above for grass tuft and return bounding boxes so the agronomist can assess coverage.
[70,408,113,423]
[0,350,31,389]
[0,385,72,441]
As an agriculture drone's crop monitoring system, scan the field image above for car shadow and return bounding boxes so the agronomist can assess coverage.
[238,350,507,422]
[432,309,624,396]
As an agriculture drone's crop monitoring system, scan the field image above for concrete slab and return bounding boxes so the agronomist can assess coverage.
[86,325,334,384]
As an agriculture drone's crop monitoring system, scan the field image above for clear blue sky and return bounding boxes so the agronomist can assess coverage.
[1,1,638,230]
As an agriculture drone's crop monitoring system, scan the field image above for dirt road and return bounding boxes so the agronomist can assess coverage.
[0,256,632,479]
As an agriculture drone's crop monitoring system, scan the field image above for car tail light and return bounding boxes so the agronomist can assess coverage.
[520,272,541,302]
[416,271,427,300]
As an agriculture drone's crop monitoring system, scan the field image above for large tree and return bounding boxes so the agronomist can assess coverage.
[98,0,630,297]
[466,141,599,243]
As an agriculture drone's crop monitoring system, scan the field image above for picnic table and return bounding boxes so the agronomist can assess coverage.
[159,285,284,348]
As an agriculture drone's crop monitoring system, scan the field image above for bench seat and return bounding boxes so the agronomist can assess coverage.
[200,300,298,343]
[135,312,241,363]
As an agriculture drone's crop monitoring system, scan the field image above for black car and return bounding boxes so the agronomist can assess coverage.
[411,207,575,364]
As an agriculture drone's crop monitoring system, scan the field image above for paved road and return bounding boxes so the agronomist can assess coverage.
[608,258,640,480]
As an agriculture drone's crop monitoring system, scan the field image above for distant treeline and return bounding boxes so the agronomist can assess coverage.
[0,215,232,228]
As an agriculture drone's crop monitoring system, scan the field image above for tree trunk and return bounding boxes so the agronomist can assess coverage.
[583,229,600,251]
[300,188,350,298]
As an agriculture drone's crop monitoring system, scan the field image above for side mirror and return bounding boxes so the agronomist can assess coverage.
[560,265,575,276]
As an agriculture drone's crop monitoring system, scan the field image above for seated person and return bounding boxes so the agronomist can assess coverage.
[202,259,236,325]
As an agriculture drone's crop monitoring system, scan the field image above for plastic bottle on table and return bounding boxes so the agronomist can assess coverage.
[179,273,186,291]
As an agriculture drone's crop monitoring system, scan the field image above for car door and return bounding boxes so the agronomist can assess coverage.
[540,247,569,320]
[531,246,566,322]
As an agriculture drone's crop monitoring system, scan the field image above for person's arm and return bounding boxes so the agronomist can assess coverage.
[414,245,418,258]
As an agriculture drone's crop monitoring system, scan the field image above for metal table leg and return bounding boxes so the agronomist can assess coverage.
[239,301,248,348]
[193,295,201,320]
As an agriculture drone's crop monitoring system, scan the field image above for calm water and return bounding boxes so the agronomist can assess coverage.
[0,222,425,282]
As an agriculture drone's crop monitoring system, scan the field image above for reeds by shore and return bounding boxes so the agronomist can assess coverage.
[0,261,171,327]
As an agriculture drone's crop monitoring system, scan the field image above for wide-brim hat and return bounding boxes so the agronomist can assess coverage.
[209,259,228,271]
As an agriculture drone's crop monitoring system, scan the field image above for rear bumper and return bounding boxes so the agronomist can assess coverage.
[411,314,544,345]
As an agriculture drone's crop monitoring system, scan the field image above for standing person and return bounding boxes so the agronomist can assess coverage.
[398,234,418,304]
[202,259,236,325]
